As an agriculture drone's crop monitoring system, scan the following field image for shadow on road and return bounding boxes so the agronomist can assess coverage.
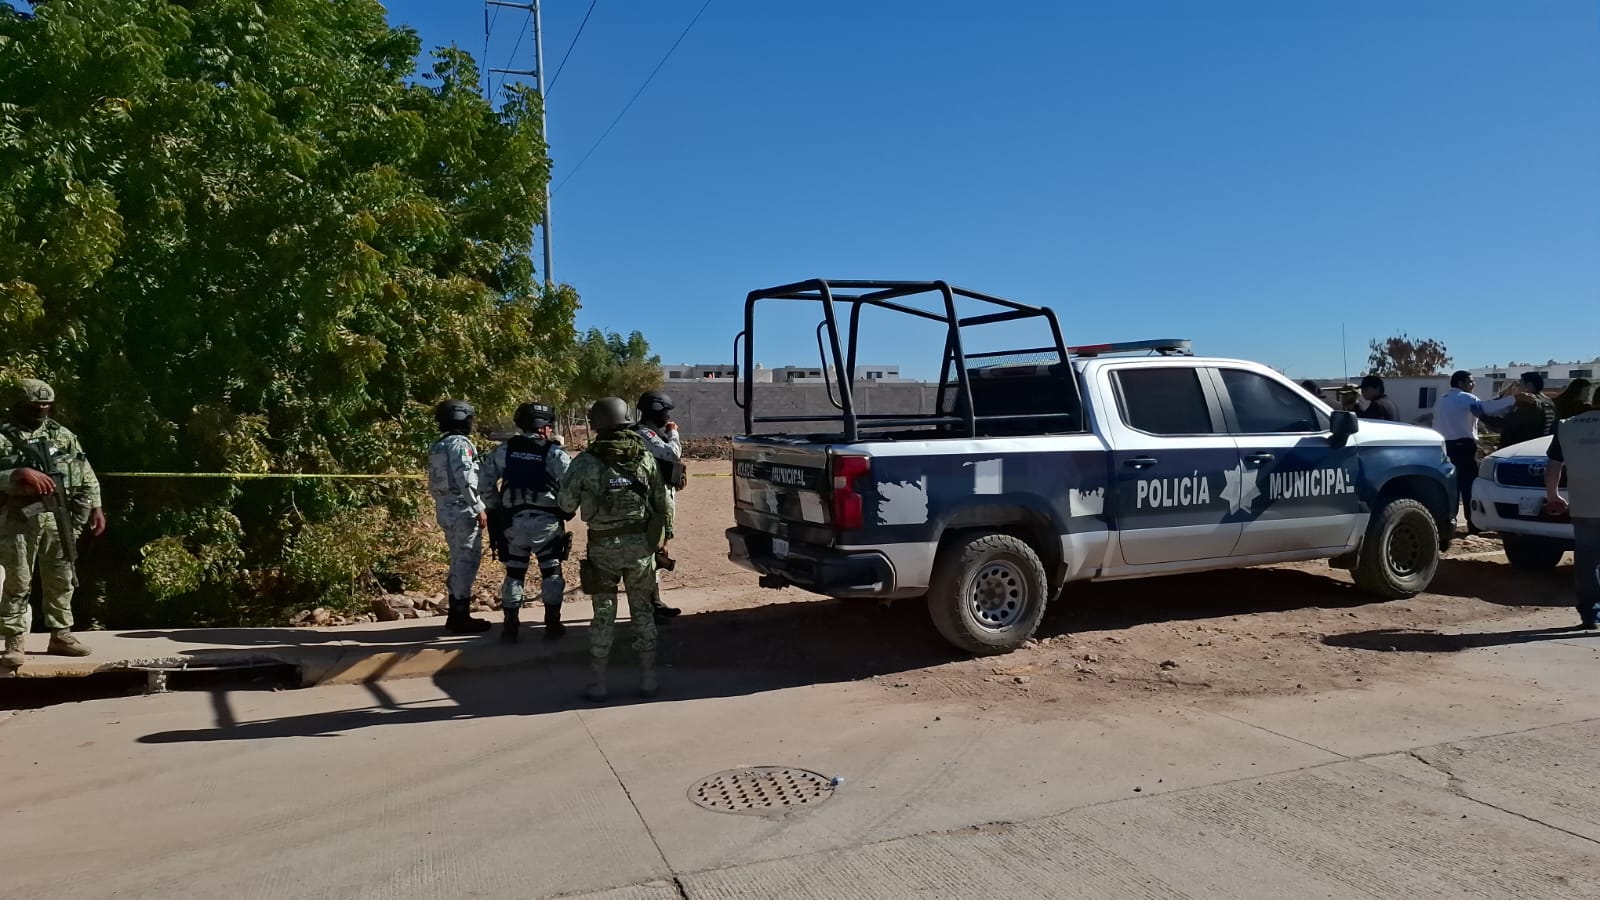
[1324,626,1597,654]
[131,556,1575,745]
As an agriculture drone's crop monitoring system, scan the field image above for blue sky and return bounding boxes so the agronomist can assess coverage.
[383,0,1600,380]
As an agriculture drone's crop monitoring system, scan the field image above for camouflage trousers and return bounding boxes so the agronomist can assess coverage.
[0,512,77,639]
[585,532,659,660]
[435,508,483,600]
[499,510,566,610]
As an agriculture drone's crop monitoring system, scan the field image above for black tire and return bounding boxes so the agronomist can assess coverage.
[1502,534,1567,571]
[1353,497,1441,598]
[927,532,1049,655]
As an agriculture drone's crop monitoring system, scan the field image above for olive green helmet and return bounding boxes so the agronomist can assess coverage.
[587,397,633,432]
[8,378,54,407]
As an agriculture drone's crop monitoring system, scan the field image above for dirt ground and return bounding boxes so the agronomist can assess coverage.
[442,457,1575,721]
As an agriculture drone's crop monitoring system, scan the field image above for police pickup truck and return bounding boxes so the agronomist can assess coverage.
[726,280,1458,655]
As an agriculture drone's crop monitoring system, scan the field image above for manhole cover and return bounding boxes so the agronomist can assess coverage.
[688,767,836,816]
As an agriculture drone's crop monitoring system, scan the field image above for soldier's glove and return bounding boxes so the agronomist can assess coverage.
[654,549,677,572]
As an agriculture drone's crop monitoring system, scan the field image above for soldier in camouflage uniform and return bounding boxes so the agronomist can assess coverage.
[427,399,491,634]
[634,390,687,621]
[1,379,106,669]
[559,397,672,702]
[478,401,571,643]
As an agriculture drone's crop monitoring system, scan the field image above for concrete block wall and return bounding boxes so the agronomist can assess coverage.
[668,382,941,437]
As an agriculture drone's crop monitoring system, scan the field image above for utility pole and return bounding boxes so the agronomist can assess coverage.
[487,0,554,286]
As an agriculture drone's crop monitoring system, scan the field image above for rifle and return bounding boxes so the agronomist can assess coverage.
[7,433,81,585]
[487,507,513,562]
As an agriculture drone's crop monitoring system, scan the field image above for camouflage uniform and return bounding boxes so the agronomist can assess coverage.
[558,431,672,664]
[478,434,570,611]
[427,431,485,600]
[0,404,100,642]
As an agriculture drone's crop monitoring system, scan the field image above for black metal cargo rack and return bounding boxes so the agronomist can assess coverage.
[735,279,1081,442]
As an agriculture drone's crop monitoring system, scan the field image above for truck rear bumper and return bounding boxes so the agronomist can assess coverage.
[726,527,898,598]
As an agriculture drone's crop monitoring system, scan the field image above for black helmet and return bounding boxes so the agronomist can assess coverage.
[588,397,633,432]
[514,402,556,432]
[637,390,674,415]
[434,399,475,432]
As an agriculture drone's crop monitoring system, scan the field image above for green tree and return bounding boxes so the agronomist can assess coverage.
[564,328,663,422]
[0,0,579,624]
[1366,333,1452,378]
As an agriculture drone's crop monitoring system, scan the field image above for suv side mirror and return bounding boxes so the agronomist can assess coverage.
[1329,409,1359,446]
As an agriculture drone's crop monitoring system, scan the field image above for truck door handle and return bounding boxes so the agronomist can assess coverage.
[1125,456,1158,470]
[1245,453,1275,465]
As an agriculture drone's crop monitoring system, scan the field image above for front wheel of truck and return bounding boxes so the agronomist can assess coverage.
[928,532,1049,655]
[1353,497,1440,598]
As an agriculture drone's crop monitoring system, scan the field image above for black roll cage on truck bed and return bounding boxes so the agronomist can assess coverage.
[735,279,1191,441]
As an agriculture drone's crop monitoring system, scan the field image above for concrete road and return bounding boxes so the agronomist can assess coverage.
[4,606,1600,899]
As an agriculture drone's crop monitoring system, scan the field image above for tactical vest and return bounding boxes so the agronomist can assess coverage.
[502,436,556,508]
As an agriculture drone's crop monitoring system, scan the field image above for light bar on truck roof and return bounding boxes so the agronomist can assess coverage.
[1067,339,1193,358]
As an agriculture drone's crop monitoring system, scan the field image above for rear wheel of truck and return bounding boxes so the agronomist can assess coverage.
[1501,534,1567,571]
[1353,498,1440,598]
[928,532,1048,655]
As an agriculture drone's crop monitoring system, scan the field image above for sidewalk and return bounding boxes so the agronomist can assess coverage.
[0,607,602,686]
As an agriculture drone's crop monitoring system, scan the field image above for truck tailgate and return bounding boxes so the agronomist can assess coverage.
[732,438,834,545]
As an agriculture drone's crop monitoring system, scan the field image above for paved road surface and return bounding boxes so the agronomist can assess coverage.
[3,605,1600,899]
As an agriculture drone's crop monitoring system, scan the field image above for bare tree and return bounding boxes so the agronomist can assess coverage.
[1366,333,1452,377]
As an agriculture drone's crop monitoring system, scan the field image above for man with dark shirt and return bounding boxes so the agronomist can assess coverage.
[1356,375,1399,422]
[1483,372,1557,450]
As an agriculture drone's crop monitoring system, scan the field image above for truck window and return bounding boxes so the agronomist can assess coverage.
[1113,368,1217,435]
[1220,369,1326,434]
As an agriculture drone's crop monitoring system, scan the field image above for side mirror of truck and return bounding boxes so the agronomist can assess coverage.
[1329,410,1359,447]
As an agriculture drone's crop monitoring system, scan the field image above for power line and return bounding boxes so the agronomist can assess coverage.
[553,0,714,195]
[547,0,599,94]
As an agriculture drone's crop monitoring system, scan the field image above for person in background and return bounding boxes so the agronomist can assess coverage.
[1356,375,1398,421]
[1481,372,1556,450]
[1433,371,1499,534]
[1554,378,1595,421]
[1299,379,1324,399]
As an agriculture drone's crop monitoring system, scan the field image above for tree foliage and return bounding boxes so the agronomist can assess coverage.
[1366,333,1452,378]
[0,0,579,624]
[565,328,663,414]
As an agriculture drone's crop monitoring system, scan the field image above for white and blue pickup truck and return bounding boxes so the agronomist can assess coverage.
[725,280,1458,655]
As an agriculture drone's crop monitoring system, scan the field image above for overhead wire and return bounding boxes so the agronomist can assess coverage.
[552,0,714,195]
[547,0,600,94]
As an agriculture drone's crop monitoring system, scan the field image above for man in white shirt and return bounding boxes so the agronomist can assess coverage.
[1433,371,1516,534]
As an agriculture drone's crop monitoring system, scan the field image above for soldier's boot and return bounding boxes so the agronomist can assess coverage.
[652,598,681,623]
[638,651,659,699]
[500,606,520,644]
[2,635,23,669]
[543,604,566,641]
[445,596,492,634]
[47,630,91,658]
[583,656,609,703]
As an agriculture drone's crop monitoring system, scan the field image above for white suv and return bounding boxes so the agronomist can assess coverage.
[1471,435,1574,569]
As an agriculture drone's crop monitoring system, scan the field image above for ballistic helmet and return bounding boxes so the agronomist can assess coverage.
[434,399,475,431]
[514,402,556,432]
[587,397,633,432]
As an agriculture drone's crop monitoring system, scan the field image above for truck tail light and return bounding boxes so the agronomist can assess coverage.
[830,454,871,531]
